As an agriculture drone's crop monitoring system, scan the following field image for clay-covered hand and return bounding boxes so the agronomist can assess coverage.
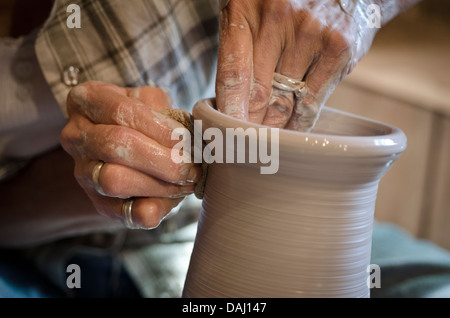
[215,0,379,131]
[60,81,201,229]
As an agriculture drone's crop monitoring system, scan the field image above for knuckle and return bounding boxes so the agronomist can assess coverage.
[110,99,131,126]
[67,81,120,116]
[99,168,125,198]
[138,86,168,101]
[250,81,271,106]
[217,68,248,90]
[327,31,352,57]
[67,82,89,110]
[248,82,271,122]
[60,122,81,151]
[59,124,73,144]
[259,1,291,23]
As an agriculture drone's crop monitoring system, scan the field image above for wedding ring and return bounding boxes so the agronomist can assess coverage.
[92,160,106,196]
[272,72,306,99]
[122,198,137,229]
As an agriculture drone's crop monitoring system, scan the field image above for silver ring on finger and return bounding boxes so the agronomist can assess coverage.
[272,72,306,99]
[92,160,107,196]
[122,198,138,229]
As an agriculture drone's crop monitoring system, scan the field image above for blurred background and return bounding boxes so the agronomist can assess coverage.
[1,0,447,252]
[328,0,450,250]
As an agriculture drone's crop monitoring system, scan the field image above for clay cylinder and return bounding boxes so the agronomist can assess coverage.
[183,99,407,298]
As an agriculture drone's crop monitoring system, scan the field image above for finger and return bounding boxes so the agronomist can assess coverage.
[88,124,201,184]
[126,197,184,230]
[286,32,351,131]
[247,24,282,125]
[65,115,201,185]
[68,82,184,148]
[85,192,184,230]
[71,158,194,229]
[215,5,253,120]
[262,16,322,128]
[91,162,196,199]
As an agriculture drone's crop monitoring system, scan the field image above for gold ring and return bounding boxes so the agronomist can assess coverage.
[92,161,106,196]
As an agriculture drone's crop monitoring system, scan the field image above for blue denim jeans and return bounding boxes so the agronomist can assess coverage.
[0,244,140,298]
[1,222,450,298]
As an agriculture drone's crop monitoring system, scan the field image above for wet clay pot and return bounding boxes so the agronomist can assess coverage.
[183,98,407,298]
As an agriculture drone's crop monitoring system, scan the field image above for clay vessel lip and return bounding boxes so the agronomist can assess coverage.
[193,98,407,158]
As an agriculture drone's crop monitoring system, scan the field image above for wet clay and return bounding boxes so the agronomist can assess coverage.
[160,108,208,199]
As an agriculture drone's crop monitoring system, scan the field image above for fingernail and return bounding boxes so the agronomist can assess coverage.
[168,190,195,199]
[173,180,194,186]
[187,165,201,183]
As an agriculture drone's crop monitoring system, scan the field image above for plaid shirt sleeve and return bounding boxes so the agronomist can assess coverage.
[35,0,219,116]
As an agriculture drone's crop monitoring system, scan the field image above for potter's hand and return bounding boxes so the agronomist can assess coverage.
[60,81,201,229]
[216,0,380,131]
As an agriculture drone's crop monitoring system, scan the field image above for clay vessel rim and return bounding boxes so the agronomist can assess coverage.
[193,98,407,157]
